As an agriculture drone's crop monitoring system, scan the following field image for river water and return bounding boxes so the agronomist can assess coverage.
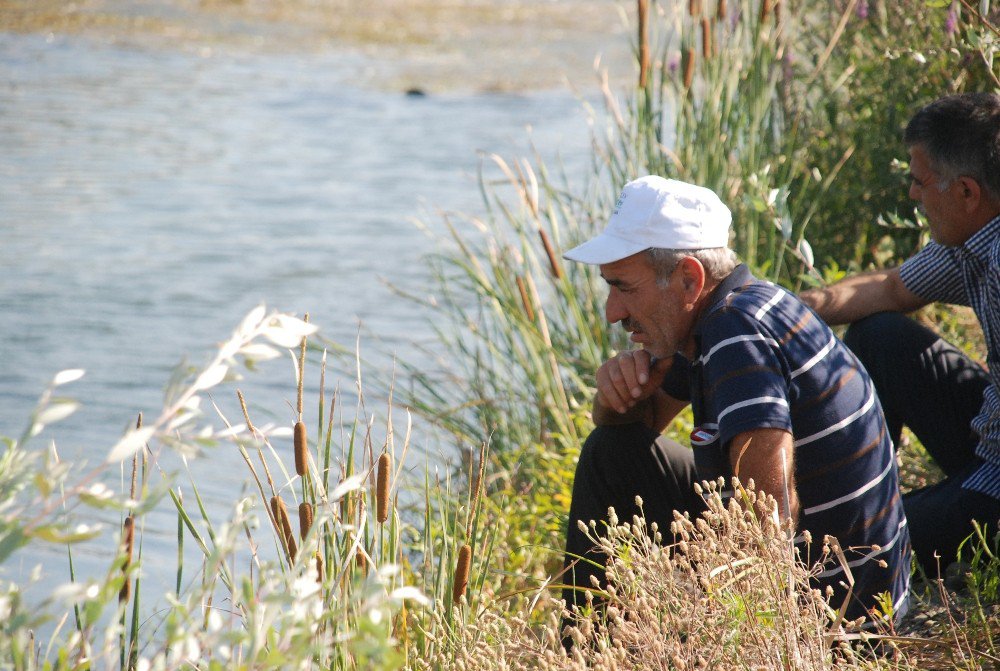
[0,31,601,600]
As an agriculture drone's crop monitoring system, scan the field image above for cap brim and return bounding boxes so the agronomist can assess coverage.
[562,232,648,265]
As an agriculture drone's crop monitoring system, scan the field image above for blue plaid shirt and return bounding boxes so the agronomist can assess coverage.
[899,214,1000,499]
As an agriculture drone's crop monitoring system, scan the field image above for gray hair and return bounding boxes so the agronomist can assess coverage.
[645,247,738,285]
[904,93,1000,203]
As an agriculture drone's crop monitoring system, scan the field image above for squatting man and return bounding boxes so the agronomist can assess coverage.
[559,175,911,626]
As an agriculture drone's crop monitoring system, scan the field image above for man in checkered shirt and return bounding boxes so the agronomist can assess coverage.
[802,92,1000,579]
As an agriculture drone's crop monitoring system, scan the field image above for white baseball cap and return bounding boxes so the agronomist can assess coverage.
[563,176,732,265]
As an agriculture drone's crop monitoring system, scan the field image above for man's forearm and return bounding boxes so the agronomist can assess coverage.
[800,268,926,325]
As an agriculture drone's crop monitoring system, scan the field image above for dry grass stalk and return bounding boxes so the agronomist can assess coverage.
[298,501,313,540]
[119,515,135,604]
[453,543,472,605]
[294,420,308,477]
[537,228,563,280]
[315,551,324,584]
[376,452,391,524]
[638,0,650,89]
[701,17,712,58]
[270,495,297,562]
[515,275,535,322]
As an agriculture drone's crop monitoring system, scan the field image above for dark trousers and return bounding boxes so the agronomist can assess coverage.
[561,422,705,612]
[843,312,1000,578]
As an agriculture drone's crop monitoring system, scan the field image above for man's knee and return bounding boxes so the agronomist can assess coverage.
[842,312,912,361]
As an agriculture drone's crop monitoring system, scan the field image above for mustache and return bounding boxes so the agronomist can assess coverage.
[621,318,642,333]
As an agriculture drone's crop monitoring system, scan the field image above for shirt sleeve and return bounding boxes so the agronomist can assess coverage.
[698,307,793,452]
[659,352,691,401]
[899,242,968,305]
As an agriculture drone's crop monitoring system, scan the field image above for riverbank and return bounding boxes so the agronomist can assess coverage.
[0,0,633,92]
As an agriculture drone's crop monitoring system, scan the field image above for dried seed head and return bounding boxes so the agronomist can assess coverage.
[271,495,297,562]
[638,0,650,89]
[119,515,135,604]
[689,0,701,16]
[453,543,472,605]
[760,0,772,22]
[701,17,712,58]
[376,452,391,524]
[293,421,308,477]
[538,229,563,279]
[315,551,324,584]
[716,0,727,20]
[299,501,313,540]
[683,48,696,89]
[515,276,535,322]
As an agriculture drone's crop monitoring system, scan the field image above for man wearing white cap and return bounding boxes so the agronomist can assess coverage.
[561,175,911,628]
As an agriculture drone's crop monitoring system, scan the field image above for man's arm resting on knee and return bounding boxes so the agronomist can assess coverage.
[729,428,799,525]
[593,388,688,433]
[799,267,927,326]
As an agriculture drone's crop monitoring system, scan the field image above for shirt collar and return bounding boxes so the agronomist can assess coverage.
[692,263,753,336]
[960,213,1000,260]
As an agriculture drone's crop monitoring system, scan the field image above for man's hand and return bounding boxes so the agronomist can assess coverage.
[593,351,683,430]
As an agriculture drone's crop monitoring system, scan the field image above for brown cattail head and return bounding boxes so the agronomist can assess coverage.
[683,48,697,89]
[537,229,562,279]
[760,0,772,23]
[356,548,368,574]
[294,421,308,477]
[299,501,314,540]
[271,495,297,562]
[701,17,712,58]
[119,515,135,603]
[515,276,535,323]
[376,453,391,524]
[688,0,701,17]
[452,543,472,605]
[638,0,650,89]
[716,0,727,21]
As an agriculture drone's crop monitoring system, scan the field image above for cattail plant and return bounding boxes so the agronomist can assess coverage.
[271,495,297,563]
[376,452,391,524]
[537,228,562,279]
[716,0,727,21]
[119,515,135,604]
[515,275,535,323]
[452,543,472,605]
[683,47,696,88]
[294,316,309,478]
[638,0,651,88]
[299,501,313,540]
[701,17,712,58]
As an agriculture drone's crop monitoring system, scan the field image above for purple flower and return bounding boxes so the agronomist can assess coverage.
[945,4,958,36]
[856,0,869,19]
[668,53,680,73]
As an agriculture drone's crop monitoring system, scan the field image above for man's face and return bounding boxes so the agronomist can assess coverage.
[908,144,967,246]
[599,252,693,359]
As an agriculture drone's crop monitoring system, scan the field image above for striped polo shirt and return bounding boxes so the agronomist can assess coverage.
[899,213,1000,500]
[662,265,911,624]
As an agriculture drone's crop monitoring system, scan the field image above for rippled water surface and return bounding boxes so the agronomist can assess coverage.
[0,33,596,592]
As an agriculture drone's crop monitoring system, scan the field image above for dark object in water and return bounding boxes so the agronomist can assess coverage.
[405,87,427,97]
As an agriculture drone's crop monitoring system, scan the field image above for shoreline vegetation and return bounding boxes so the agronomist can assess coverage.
[3,0,1000,669]
[0,0,633,92]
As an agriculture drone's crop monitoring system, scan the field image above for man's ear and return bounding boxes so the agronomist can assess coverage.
[676,256,706,302]
[958,176,982,214]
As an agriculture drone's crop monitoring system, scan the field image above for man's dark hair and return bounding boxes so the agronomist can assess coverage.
[904,92,1000,203]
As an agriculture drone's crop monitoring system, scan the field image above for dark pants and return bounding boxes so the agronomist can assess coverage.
[843,312,1000,578]
[561,422,705,612]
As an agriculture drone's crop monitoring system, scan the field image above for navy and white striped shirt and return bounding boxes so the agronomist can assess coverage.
[663,265,911,624]
[899,213,1000,499]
